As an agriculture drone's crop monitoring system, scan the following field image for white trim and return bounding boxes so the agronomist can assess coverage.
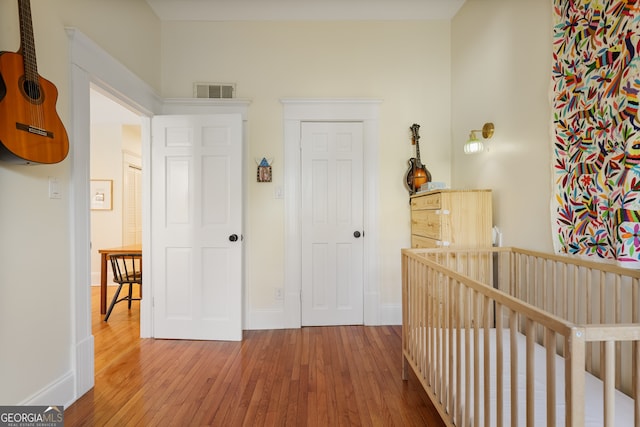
[162,98,251,118]
[247,309,287,330]
[67,28,161,403]
[281,98,381,328]
[19,371,75,408]
[379,304,402,326]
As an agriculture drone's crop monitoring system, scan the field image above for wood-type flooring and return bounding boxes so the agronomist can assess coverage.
[64,286,444,426]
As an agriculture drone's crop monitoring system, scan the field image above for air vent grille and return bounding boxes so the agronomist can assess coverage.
[194,83,236,99]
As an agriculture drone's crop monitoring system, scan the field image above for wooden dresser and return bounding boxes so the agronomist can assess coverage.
[410,189,493,248]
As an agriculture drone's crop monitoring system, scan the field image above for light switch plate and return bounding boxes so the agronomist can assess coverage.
[49,177,61,199]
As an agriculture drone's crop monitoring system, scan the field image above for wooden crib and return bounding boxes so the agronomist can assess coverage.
[401,247,640,427]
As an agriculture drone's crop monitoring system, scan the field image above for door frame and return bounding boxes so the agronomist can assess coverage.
[68,28,160,400]
[281,99,381,328]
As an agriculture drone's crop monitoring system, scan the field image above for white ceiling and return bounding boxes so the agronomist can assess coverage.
[145,0,467,21]
[90,89,141,125]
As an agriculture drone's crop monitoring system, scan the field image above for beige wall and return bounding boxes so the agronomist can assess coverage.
[451,0,554,252]
[161,20,453,314]
[0,0,159,405]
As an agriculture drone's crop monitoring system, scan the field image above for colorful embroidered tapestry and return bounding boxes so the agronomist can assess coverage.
[552,0,640,267]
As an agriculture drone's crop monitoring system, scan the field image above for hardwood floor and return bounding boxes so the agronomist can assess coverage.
[64,287,444,426]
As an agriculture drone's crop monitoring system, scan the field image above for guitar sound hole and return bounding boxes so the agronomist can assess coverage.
[23,80,41,101]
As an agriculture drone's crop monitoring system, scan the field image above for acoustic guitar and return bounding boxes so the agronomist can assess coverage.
[405,123,431,195]
[0,0,69,164]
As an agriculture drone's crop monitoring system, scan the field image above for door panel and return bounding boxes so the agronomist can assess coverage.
[152,114,243,340]
[301,121,364,326]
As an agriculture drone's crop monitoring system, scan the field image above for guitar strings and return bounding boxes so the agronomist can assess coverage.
[19,0,45,132]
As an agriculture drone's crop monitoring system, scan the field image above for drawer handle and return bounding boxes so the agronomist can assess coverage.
[435,209,450,215]
[436,241,451,247]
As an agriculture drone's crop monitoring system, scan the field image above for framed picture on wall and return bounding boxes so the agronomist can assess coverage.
[90,179,113,210]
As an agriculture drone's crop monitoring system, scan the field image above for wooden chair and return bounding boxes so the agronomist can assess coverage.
[105,253,142,321]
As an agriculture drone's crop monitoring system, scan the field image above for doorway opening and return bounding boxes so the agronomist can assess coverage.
[89,88,143,374]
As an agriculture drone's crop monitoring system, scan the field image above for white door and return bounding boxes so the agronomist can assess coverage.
[151,114,243,341]
[301,121,364,326]
[123,163,142,246]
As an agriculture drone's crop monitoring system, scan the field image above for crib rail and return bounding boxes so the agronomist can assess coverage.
[402,247,640,427]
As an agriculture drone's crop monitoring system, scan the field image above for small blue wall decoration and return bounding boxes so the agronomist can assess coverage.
[256,157,272,182]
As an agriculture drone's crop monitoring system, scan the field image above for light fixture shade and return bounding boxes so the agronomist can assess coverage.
[464,132,484,154]
[463,122,494,154]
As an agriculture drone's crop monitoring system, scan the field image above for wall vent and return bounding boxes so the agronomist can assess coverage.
[194,82,236,99]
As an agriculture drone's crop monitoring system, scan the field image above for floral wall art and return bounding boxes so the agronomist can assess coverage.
[552,0,640,267]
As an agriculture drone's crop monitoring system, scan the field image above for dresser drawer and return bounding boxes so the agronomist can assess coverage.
[411,210,441,240]
[411,235,439,248]
[411,193,441,210]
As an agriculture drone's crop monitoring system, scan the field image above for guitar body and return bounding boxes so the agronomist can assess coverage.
[405,157,430,194]
[0,51,69,164]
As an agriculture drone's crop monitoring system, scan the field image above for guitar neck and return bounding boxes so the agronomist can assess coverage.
[18,0,39,82]
[410,123,422,164]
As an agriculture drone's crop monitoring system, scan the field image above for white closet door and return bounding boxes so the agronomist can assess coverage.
[301,121,364,326]
[151,114,243,341]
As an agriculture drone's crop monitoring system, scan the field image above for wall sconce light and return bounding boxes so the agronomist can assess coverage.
[464,122,495,154]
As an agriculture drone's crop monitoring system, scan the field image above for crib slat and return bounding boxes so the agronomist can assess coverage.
[634,341,640,427]
[447,275,454,417]
[431,268,437,386]
[616,275,622,390]
[435,270,441,400]
[510,311,518,427]
[546,328,556,427]
[464,285,471,427]
[604,340,615,427]
[571,266,580,324]
[442,275,448,405]
[526,319,535,427]
[563,264,569,342]
[586,268,592,371]
[455,279,463,427]
[484,295,491,427]
[496,303,504,427]
[474,290,481,427]
[600,271,606,384]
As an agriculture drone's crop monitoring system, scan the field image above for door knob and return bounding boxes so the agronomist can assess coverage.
[229,234,238,242]
[353,231,361,238]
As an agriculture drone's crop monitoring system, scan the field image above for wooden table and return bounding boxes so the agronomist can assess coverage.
[98,244,142,314]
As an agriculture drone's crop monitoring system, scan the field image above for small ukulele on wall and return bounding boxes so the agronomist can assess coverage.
[0,0,69,164]
[404,123,431,195]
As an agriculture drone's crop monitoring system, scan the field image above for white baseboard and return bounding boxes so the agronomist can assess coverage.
[20,371,75,408]
[378,303,402,325]
[74,335,95,402]
[245,308,285,330]
[245,304,402,329]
